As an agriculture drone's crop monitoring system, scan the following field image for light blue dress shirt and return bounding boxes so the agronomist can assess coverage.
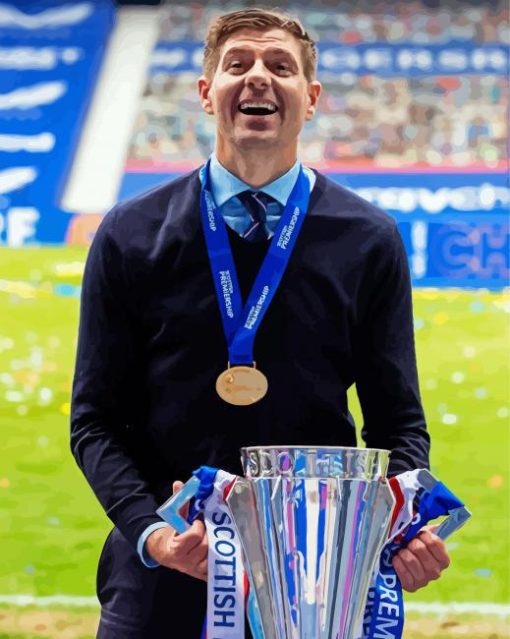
[137,156,316,568]
[208,154,316,237]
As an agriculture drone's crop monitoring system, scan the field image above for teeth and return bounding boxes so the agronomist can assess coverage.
[239,101,277,112]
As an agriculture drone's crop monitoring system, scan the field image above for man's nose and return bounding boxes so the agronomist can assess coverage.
[244,60,270,90]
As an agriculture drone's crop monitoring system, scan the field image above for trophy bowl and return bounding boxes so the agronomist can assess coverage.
[226,446,395,639]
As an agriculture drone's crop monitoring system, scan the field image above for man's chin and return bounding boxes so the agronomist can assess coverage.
[234,130,280,149]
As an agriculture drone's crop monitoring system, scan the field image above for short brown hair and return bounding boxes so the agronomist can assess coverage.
[203,8,317,82]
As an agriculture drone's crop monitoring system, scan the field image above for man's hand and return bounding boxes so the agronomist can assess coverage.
[392,525,450,592]
[146,481,208,581]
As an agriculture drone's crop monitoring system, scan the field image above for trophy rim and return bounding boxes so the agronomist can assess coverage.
[241,445,391,454]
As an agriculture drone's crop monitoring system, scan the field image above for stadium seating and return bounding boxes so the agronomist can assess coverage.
[0,0,507,288]
[120,0,508,289]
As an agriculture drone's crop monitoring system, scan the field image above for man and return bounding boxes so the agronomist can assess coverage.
[71,8,450,639]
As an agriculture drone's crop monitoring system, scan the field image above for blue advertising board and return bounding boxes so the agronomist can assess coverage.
[0,0,115,245]
[119,170,509,290]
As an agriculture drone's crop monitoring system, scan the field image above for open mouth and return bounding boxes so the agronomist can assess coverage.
[238,100,278,116]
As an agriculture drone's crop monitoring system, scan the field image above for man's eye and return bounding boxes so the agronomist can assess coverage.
[229,61,243,70]
[275,62,291,74]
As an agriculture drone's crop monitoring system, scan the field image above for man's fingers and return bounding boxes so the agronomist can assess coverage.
[172,546,208,582]
[397,547,426,582]
[188,535,208,564]
[417,529,450,568]
[406,537,442,580]
[188,554,208,582]
[173,519,206,554]
[188,527,208,556]
[392,554,417,592]
[149,482,208,583]
[196,556,208,577]
[392,525,452,593]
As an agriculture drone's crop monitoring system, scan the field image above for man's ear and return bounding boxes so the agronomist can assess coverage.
[198,76,214,115]
[305,81,322,121]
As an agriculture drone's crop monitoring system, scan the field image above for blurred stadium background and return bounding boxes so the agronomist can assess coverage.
[0,0,508,637]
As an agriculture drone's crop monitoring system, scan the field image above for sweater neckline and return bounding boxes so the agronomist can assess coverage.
[192,166,326,222]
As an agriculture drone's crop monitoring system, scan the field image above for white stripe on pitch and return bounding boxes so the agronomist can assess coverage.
[0,595,509,617]
[0,595,98,607]
[407,602,510,617]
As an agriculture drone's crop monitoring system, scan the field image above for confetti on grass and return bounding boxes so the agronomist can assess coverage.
[53,261,85,277]
[0,336,14,352]
[60,402,71,416]
[487,475,503,489]
[5,391,24,402]
[474,568,492,578]
[470,301,485,313]
[46,516,60,527]
[463,345,476,358]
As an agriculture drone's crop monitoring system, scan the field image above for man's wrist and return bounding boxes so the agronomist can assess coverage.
[137,521,171,568]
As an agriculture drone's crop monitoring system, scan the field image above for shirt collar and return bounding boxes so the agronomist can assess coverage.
[209,153,301,208]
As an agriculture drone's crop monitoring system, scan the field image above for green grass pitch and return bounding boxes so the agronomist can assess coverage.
[0,247,508,606]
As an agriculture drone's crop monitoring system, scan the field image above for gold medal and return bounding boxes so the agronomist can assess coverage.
[216,364,268,406]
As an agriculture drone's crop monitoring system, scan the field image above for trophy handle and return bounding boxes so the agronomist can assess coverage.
[435,506,471,539]
[416,469,471,540]
[156,475,201,532]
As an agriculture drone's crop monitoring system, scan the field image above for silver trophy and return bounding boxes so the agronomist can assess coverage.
[157,446,470,639]
[226,446,395,639]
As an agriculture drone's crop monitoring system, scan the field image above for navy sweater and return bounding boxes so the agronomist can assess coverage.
[71,169,430,549]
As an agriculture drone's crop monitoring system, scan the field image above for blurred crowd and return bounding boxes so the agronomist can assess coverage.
[127,0,508,168]
[128,72,507,168]
[157,0,509,45]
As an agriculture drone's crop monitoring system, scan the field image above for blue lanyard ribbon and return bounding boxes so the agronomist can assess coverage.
[200,160,310,365]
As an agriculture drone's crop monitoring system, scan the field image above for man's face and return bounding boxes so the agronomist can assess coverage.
[198,28,321,153]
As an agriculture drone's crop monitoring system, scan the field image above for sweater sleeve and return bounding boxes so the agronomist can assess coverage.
[354,223,430,476]
[70,207,164,549]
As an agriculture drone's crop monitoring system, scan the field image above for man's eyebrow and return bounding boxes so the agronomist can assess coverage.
[222,47,251,59]
[222,46,298,61]
[264,47,297,60]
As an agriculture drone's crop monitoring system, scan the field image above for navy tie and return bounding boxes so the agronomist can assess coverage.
[237,191,273,242]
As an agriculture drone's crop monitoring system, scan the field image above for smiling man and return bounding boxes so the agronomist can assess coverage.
[197,17,321,190]
[71,8,449,639]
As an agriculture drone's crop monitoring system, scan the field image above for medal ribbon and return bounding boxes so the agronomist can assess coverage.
[200,160,310,365]
[361,470,465,639]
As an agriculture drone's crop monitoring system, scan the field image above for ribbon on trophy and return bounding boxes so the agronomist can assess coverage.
[361,469,469,639]
[158,466,248,639]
